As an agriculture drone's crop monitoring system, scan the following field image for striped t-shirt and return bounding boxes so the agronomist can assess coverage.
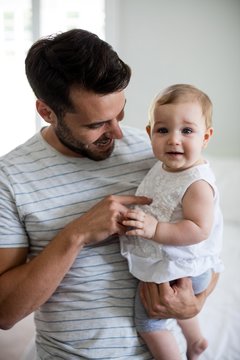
[0,126,186,359]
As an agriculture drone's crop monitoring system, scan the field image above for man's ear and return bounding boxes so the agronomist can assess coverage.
[36,99,57,125]
[203,127,213,148]
[146,125,151,139]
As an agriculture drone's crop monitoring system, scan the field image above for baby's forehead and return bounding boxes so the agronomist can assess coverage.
[156,93,200,106]
[154,100,201,113]
[151,101,205,126]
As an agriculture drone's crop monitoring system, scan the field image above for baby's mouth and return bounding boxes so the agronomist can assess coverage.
[166,151,183,155]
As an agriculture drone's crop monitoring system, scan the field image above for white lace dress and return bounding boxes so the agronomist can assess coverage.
[121,161,223,283]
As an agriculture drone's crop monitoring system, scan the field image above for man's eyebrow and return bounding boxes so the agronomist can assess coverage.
[85,99,127,127]
[98,98,127,122]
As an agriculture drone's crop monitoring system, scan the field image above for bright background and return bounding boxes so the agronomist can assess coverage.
[0,0,105,155]
[0,0,239,157]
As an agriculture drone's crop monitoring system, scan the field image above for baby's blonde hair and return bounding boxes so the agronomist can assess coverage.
[148,84,213,129]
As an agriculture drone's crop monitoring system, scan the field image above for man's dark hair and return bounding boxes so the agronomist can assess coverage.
[25,29,131,117]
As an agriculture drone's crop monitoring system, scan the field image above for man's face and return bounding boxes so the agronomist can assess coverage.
[54,89,126,161]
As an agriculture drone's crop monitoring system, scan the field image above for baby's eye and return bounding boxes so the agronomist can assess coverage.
[182,127,193,134]
[157,127,168,134]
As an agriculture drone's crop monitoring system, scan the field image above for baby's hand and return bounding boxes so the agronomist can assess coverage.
[122,210,158,239]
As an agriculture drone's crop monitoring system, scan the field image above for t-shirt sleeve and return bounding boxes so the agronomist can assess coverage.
[0,168,28,248]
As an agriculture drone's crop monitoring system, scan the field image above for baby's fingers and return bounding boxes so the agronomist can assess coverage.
[125,210,145,221]
[122,219,144,229]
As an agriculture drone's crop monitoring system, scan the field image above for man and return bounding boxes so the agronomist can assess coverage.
[0,29,218,359]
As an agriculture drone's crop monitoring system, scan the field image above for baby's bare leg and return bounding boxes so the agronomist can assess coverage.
[140,329,182,360]
[178,316,208,360]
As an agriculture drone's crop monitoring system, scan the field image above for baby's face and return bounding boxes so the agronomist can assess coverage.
[149,101,213,172]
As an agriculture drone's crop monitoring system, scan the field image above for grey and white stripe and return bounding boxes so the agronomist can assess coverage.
[0,126,159,359]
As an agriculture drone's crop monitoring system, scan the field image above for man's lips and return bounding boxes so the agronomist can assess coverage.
[93,137,113,147]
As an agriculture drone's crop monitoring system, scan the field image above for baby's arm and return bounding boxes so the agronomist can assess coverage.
[123,180,214,246]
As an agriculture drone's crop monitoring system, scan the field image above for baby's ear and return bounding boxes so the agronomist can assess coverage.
[203,127,213,148]
[146,125,151,138]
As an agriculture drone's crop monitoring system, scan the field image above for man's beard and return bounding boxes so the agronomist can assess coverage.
[55,119,115,161]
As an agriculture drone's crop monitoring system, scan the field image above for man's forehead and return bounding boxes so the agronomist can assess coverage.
[66,89,126,123]
[70,88,124,107]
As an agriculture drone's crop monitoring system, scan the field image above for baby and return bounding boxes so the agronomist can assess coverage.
[121,84,223,360]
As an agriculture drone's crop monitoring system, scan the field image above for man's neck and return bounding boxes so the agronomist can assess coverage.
[41,126,83,158]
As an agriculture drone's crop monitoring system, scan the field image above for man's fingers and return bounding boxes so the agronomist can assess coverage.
[111,195,152,206]
[140,281,176,319]
[158,281,173,293]
[171,277,193,289]
[140,282,159,312]
[176,277,192,287]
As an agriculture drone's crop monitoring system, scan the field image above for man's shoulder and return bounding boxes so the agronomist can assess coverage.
[0,132,41,168]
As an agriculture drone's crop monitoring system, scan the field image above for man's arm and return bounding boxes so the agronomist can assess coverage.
[0,195,151,330]
[140,272,219,320]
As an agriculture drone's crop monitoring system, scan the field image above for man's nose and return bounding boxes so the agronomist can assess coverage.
[108,119,123,139]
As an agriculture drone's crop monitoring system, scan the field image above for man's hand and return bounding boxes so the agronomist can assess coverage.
[0,194,152,329]
[139,273,219,320]
[62,195,152,247]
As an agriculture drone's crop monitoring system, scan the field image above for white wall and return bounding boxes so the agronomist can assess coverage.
[106,0,240,157]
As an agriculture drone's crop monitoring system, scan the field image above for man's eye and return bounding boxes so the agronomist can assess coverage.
[88,123,105,129]
[157,127,168,134]
[182,127,193,134]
